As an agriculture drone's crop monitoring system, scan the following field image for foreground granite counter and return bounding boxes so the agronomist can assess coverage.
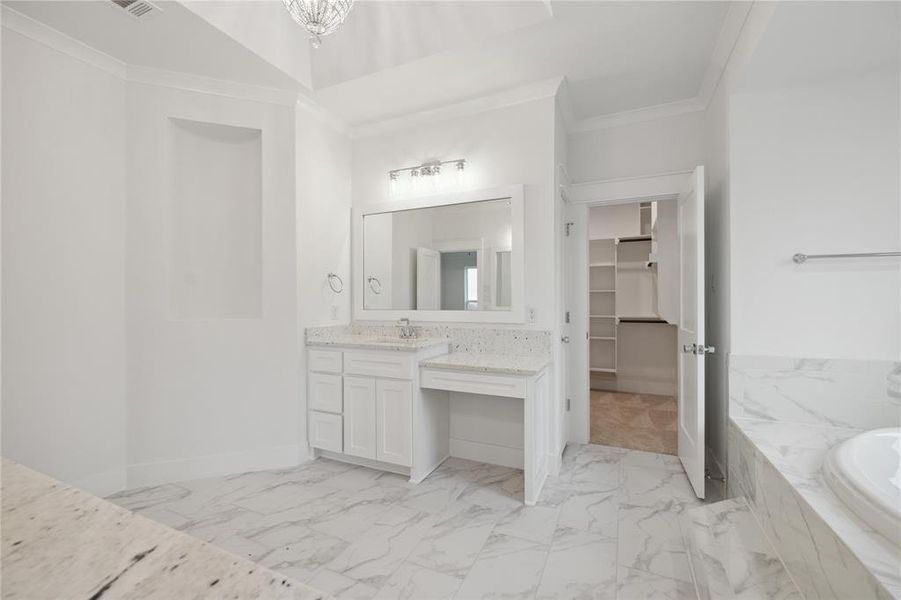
[1,459,329,600]
[420,351,550,376]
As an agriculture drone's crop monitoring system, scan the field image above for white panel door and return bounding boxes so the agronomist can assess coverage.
[678,166,708,499]
[343,376,377,460]
[376,380,413,466]
[416,247,441,310]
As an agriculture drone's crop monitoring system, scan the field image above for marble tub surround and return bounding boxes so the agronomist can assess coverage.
[108,444,703,599]
[682,497,801,600]
[728,419,901,599]
[1,459,328,600]
[307,323,552,356]
[420,352,550,376]
[729,355,901,430]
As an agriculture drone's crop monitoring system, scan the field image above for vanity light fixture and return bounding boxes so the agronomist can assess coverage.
[388,159,466,196]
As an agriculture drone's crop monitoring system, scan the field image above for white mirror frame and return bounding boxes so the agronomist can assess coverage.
[353,184,525,323]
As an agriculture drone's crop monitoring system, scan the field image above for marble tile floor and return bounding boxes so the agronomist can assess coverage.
[591,391,678,455]
[108,444,702,600]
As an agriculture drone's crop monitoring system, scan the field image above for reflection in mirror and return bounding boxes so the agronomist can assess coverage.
[363,198,513,311]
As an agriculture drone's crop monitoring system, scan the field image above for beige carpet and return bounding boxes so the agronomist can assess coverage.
[590,390,677,455]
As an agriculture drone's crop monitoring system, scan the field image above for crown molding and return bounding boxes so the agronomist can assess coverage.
[564,0,754,135]
[1,5,127,78]
[1,4,352,130]
[695,1,755,109]
[568,97,705,134]
[350,76,565,139]
[295,92,351,135]
[126,65,300,107]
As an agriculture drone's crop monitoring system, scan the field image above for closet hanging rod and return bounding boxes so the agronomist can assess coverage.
[792,251,901,264]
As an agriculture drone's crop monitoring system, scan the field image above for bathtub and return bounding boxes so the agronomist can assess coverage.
[823,427,901,547]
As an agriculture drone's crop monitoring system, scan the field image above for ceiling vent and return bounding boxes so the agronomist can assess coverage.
[110,0,161,20]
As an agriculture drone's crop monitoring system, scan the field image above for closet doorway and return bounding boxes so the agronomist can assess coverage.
[586,200,679,455]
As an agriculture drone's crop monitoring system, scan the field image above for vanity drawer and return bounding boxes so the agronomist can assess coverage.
[420,368,527,399]
[309,349,342,373]
[344,351,414,380]
[308,372,343,413]
[309,411,343,453]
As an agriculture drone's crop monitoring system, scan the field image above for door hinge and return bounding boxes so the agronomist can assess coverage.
[565,222,574,236]
[566,398,571,411]
[565,311,570,323]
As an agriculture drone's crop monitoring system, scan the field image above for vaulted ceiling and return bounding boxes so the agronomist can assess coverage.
[6,0,735,129]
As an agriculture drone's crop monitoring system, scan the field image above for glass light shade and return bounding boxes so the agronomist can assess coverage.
[283,0,354,47]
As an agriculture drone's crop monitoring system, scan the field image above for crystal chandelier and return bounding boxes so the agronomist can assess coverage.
[283,0,354,49]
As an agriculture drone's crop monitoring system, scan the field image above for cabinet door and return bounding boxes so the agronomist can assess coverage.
[309,373,343,413]
[309,411,342,453]
[343,376,377,460]
[376,379,413,467]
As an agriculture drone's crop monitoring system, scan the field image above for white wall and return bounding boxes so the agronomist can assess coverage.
[702,2,777,476]
[125,83,302,486]
[295,104,354,463]
[352,96,560,463]
[730,67,900,360]
[352,97,557,329]
[1,29,127,495]
[568,111,705,184]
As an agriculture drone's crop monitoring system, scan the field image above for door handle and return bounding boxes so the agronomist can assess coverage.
[561,336,570,344]
[683,344,715,355]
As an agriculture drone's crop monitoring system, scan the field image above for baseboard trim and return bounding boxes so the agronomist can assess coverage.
[73,466,128,498]
[125,444,303,489]
[450,438,524,469]
[317,450,411,477]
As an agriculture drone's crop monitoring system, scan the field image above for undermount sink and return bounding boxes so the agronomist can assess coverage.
[823,427,901,546]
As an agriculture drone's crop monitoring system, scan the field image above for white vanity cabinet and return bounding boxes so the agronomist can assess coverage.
[342,375,378,460]
[306,343,448,475]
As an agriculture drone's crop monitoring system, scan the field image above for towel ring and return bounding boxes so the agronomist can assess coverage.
[327,272,344,294]
[367,276,382,295]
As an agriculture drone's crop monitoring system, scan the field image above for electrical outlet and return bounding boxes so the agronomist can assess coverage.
[527,307,536,323]
[329,305,339,320]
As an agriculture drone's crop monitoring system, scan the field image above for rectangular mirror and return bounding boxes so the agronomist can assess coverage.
[362,198,514,312]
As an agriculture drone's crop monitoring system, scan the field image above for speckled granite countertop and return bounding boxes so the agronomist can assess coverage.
[306,333,450,352]
[420,352,550,376]
[0,459,329,600]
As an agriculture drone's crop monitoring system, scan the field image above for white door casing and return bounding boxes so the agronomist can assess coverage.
[564,202,590,444]
[416,247,441,310]
[678,166,707,499]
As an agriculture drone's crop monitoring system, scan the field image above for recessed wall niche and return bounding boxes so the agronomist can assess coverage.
[168,118,262,319]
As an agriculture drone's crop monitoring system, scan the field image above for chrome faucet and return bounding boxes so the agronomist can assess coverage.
[397,318,416,339]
